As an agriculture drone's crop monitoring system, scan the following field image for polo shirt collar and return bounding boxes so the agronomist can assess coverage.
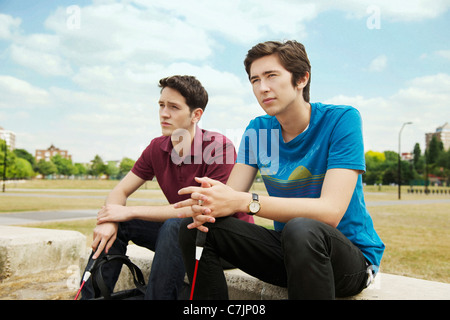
[160,125,203,160]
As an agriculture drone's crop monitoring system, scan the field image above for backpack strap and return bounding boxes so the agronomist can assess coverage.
[92,254,146,299]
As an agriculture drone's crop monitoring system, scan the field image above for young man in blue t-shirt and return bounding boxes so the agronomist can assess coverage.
[175,40,385,299]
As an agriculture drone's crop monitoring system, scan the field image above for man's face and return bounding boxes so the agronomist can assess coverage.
[159,87,194,136]
[249,54,303,117]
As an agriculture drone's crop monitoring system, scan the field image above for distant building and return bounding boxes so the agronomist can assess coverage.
[0,126,16,150]
[35,144,72,162]
[425,122,450,150]
[401,152,413,161]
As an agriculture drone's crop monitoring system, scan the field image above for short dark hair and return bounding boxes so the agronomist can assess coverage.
[244,40,311,102]
[158,75,208,112]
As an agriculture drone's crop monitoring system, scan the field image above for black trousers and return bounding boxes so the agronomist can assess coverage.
[179,216,368,299]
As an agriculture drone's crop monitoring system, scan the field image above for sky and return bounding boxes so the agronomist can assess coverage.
[0,0,449,163]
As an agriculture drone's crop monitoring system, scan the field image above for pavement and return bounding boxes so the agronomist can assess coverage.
[1,197,449,226]
[0,190,167,225]
[0,209,99,225]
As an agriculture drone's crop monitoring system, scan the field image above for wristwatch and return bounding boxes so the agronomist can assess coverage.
[248,193,261,215]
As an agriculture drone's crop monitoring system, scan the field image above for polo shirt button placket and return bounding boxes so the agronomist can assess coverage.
[177,162,183,182]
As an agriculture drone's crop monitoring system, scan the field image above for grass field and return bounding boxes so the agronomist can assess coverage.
[1,179,449,283]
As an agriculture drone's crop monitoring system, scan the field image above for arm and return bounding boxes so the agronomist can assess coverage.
[91,171,145,258]
[174,163,256,230]
[176,168,359,229]
[226,163,258,192]
[254,168,359,227]
[92,171,195,258]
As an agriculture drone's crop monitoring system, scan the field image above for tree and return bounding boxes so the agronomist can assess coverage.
[119,157,135,177]
[427,135,443,165]
[364,151,385,184]
[36,159,57,176]
[51,154,75,176]
[105,161,120,179]
[14,148,36,168]
[14,157,35,178]
[413,143,421,169]
[90,155,106,177]
[74,163,87,176]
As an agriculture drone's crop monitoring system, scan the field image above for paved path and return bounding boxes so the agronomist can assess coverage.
[0,209,99,225]
[0,198,449,226]
[365,199,450,206]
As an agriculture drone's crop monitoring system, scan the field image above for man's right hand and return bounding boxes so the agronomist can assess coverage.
[91,222,119,259]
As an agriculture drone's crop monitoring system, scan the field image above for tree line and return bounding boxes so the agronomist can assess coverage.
[0,141,135,180]
[364,136,450,186]
[1,136,449,185]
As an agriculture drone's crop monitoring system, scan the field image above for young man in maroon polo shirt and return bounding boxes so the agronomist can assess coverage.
[82,75,252,300]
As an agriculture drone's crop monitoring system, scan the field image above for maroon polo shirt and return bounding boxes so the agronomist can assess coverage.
[131,126,253,223]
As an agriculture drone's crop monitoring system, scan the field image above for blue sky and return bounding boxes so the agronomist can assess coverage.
[1,0,449,163]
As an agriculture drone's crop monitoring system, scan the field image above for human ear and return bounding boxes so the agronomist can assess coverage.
[296,72,310,89]
[191,108,204,123]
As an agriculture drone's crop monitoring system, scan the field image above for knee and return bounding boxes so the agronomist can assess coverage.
[160,218,182,234]
[281,218,329,253]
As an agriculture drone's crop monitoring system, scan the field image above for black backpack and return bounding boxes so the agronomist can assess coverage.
[89,254,147,300]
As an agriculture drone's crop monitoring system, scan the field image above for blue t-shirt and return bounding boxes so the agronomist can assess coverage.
[237,102,385,267]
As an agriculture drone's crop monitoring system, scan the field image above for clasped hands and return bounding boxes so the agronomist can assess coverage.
[174,176,243,232]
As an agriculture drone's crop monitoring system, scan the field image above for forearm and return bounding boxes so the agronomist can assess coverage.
[233,168,357,228]
[98,203,193,224]
[105,188,128,206]
[176,169,356,230]
[248,195,344,228]
[126,204,192,222]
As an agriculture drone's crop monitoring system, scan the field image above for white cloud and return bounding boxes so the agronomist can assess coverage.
[326,73,450,153]
[132,0,316,43]
[435,50,450,60]
[43,3,213,66]
[367,55,387,72]
[322,0,450,21]
[0,75,50,106]
[0,13,21,39]
[10,44,73,76]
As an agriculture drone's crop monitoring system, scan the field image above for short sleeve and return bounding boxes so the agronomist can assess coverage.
[327,108,366,172]
[131,142,155,181]
[236,119,259,168]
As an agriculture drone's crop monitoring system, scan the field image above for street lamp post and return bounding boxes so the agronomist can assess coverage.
[1,139,6,193]
[398,122,413,200]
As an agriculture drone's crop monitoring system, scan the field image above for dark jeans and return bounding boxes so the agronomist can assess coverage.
[82,218,185,300]
[179,216,369,299]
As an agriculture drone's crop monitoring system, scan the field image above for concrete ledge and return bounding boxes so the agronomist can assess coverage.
[3,223,447,300]
[224,268,450,300]
[0,226,86,280]
[118,245,450,300]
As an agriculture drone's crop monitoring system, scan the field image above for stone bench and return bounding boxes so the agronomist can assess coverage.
[117,245,450,300]
[0,226,86,281]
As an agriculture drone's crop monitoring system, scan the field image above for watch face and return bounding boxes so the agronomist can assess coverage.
[249,201,260,213]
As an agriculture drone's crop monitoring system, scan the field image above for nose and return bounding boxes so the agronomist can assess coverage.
[160,105,170,118]
[258,79,270,93]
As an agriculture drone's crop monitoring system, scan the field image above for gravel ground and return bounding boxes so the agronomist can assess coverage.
[0,268,77,300]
